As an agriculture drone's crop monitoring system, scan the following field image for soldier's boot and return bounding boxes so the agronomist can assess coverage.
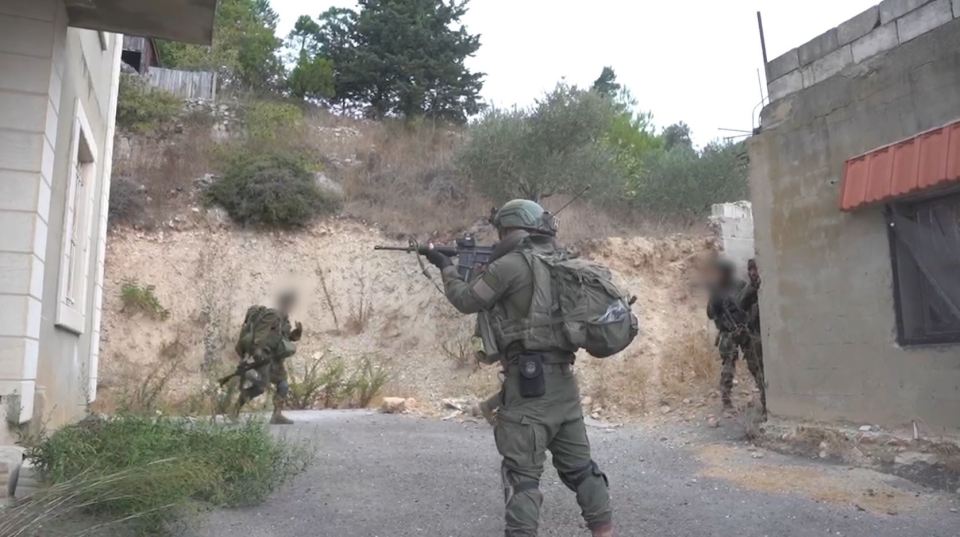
[590,522,615,537]
[270,396,294,425]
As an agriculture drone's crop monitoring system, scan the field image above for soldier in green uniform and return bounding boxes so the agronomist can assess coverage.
[423,200,615,537]
[232,291,303,424]
[706,258,762,412]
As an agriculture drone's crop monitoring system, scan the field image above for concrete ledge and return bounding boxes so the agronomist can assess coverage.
[768,49,800,81]
[838,6,881,44]
[798,28,839,66]
[897,0,954,42]
[880,0,934,24]
[801,45,854,87]
[852,23,899,63]
[954,0,960,17]
[768,70,803,102]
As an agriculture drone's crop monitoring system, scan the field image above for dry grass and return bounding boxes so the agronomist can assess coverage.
[112,117,217,229]
[659,327,720,401]
[339,119,490,238]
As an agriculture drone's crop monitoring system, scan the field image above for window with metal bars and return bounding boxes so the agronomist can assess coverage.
[887,191,960,345]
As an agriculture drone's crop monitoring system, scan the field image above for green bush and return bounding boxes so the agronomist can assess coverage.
[458,83,624,203]
[24,416,309,533]
[628,141,749,219]
[116,74,181,134]
[120,280,170,320]
[243,100,305,142]
[206,151,341,228]
[287,354,391,409]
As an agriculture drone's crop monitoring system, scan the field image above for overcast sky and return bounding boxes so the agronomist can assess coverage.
[270,0,877,146]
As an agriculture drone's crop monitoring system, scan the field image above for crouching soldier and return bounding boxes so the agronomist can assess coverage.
[424,199,615,537]
[231,291,303,424]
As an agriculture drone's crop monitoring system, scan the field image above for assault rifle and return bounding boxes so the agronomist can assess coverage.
[374,234,494,281]
[217,356,270,387]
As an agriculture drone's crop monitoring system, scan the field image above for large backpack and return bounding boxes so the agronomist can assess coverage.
[235,305,285,358]
[536,253,639,358]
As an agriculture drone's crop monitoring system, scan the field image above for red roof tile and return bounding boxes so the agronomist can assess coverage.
[840,119,960,211]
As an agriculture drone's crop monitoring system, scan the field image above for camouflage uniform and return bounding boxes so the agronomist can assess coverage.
[707,279,762,408]
[440,231,612,537]
[235,307,302,423]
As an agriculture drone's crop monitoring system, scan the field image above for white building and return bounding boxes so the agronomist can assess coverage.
[0,0,217,445]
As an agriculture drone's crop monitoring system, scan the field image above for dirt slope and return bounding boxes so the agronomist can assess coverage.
[99,218,714,418]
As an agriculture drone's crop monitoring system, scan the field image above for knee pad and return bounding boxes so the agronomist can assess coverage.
[275,380,290,398]
[560,460,608,492]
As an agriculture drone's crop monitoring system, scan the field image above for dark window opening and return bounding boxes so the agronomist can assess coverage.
[121,50,143,73]
[887,191,960,345]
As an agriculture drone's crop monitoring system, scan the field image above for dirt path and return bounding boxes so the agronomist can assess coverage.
[185,411,959,537]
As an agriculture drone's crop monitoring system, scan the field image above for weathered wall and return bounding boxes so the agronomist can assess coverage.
[750,11,960,432]
[709,201,754,275]
[0,0,120,443]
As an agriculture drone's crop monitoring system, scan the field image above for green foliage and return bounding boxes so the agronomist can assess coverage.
[314,0,484,121]
[120,281,170,321]
[287,354,391,409]
[288,52,335,100]
[458,83,623,202]
[156,0,284,92]
[662,121,694,152]
[207,150,341,228]
[629,141,749,218]
[243,100,305,142]
[591,66,621,97]
[23,416,309,533]
[116,74,181,134]
[352,357,391,408]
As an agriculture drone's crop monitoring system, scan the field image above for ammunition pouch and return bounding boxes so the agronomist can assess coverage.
[517,353,545,398]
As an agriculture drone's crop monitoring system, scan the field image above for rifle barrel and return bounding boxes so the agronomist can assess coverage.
[373,245,415,252]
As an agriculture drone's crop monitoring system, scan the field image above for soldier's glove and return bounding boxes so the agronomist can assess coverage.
[424,245,452,269]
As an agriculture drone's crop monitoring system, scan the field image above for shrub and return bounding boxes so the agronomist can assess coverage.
[458,83,624,203]
[116,74,181,134]
[628,141,749,219]
[351,356,390,408]
[120,280,170,320]
[287,354,391,409]
[206,151,342,228]
[243,100,305,143]
[23,416,309,533]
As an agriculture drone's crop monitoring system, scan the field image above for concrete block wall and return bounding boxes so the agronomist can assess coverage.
[0,0,66,429]
[766,0,960,102]
[709,201,755,275]
[749,16,960,432]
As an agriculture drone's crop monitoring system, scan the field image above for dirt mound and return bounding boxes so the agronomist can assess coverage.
[98,219,715,418]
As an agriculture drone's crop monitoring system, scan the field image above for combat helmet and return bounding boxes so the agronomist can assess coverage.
[493,199,557,236]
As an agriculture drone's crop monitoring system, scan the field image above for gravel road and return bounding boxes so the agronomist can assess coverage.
[188,410,959,537]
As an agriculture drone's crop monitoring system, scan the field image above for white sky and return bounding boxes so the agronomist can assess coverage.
[270,0,877,146]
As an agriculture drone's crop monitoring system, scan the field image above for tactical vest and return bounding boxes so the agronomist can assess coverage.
[487,248,578,359]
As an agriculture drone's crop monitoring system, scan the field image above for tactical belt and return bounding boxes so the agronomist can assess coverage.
[505,348,574,365]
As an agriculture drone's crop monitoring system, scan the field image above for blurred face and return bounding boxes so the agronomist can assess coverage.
[748,264,759,282]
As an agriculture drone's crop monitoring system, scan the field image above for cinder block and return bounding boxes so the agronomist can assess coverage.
[852,23,900,63]
[897,0,954,42]
[800,45,854,87]
[880,0,934,24]
[768,70,803,102]
[768,49,800,81]
[838,6,881,44]
[798,28,840,66]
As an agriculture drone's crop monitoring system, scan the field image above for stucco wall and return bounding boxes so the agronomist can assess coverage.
[0,0,120,443]
[749,15,960,432]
